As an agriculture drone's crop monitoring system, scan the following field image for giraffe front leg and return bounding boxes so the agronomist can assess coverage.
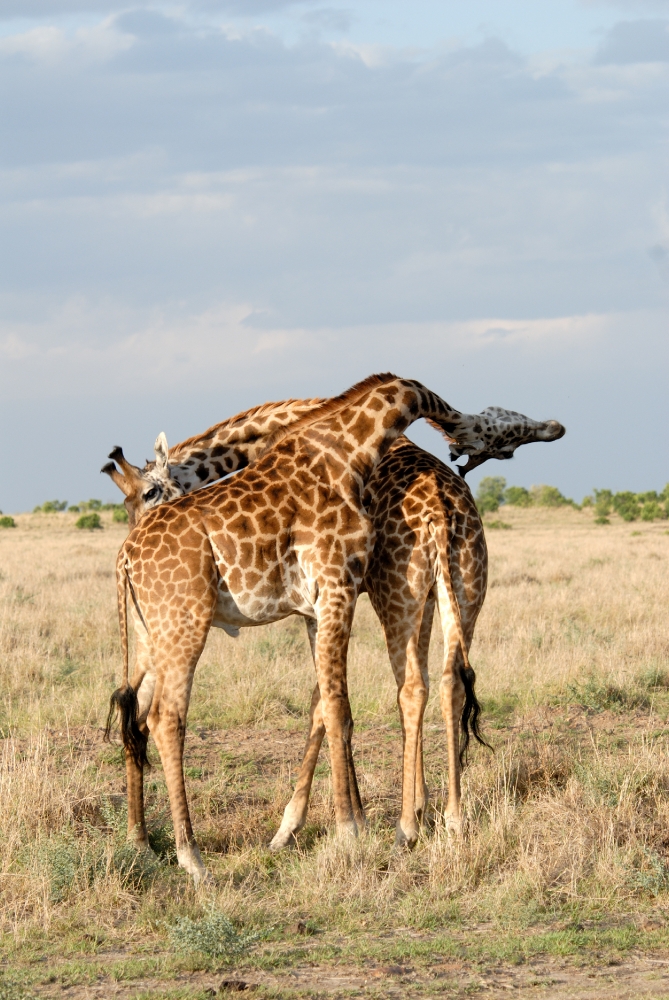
[269,683,325,851]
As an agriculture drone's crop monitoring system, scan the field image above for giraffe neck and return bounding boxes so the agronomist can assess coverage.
[165,398,325,490]
[260,374,484,503]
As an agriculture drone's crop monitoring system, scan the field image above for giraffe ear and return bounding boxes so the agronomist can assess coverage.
[154,432,170,474]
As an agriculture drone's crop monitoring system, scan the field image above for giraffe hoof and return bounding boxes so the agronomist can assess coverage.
[268,828,296,852]
[335,819,359,842]
[441,815,462,837]
[394,822,419,850]
[177,843,211,884]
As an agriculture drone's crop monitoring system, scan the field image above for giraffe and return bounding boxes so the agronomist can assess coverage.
[104,398,564,849]
[104,374,565,880]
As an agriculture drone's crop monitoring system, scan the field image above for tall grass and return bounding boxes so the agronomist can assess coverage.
[0,506,668,950]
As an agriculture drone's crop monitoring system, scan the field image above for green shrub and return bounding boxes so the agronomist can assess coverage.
[504,485,531,507]
[476,476,506,514]
[487,519,512,530]
[0,516,16,529]
[77,499,102,512]
[612,491,640,522]
[167,906,260,958]
[33,500,67,513]
[641,501,664,521]
[75,513,102,530]
[113,507,129,523]
[530,484,574,507]
[589,488,669,523]
[593,489,612,520]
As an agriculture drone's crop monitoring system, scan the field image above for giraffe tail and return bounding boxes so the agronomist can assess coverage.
[426,504,492,765]
[104,550,149,770]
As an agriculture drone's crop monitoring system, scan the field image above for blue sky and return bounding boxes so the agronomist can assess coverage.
[0,0,668,511]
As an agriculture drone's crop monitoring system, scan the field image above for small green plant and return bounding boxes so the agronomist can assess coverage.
[487,519,512,530]
[167,906,261,959]
[565,675,647,712]
[0,516,16,528]
[113,507,129,523]
[75,513,102,530]
[476,476,506,514]
[0,974,34,1000]
[629,847,669,897]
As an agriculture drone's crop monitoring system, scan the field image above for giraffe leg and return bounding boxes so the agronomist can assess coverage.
[269,682,325,850]
[125,668,157,849]
[368,573,432,849]
[270,614,364,849]
[146,634,209,884]
[389,622,430,848]
[414,590,435,823]
[313,595,363,838]
[436,579,467,834]
[124,614,155,849]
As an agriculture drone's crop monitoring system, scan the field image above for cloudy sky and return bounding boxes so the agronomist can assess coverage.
[0,0,667,512]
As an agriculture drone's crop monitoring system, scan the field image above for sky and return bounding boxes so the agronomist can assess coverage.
[0,0,668,512]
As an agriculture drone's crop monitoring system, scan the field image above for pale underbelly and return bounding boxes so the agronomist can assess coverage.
[212,580,316,637]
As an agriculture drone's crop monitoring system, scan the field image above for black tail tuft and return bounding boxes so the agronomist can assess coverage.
[104,685,149,770]
[459,666,493,766]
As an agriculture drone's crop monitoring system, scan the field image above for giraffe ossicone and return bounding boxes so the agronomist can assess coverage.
[104,374,565,880]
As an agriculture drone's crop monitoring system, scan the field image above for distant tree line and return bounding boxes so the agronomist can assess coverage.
[32,498,124,514]
[29,498,129,528]
[476,477,669,524]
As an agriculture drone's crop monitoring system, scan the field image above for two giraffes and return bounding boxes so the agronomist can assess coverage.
[103,374,564,883]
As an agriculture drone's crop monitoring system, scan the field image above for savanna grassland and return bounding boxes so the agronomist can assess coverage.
[2,506,669,998]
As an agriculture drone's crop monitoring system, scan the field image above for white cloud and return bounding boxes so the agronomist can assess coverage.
[0,297,654,401]
[0,17,134,63]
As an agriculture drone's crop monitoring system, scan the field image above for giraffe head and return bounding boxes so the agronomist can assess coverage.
[435,407,565,477]
[101,432,183,528]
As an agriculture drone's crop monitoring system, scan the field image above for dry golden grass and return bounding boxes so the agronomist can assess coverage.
[2,506,669,996]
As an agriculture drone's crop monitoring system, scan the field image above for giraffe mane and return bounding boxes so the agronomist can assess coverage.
[255,372,399,458]
[168,397,325,461]
[424,416,458,445]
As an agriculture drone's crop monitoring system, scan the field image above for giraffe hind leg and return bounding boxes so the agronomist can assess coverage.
[125,668,157,850]
[414,590,435,824]
[379,591,432,850]
[146,630,210,883]
[436,585,467,835]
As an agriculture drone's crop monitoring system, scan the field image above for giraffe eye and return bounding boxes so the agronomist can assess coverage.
[143,486,160,502]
